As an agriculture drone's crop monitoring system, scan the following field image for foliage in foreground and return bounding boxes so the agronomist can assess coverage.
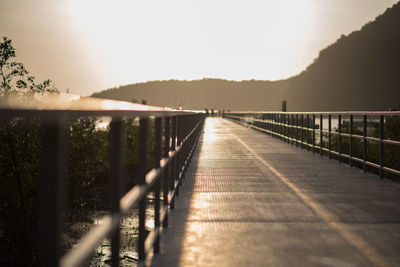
[0,36,154,266]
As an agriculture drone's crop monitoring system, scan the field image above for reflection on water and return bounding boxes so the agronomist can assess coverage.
[65,198,155,266]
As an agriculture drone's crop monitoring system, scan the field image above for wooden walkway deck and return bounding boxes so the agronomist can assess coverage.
[150,118,400,267]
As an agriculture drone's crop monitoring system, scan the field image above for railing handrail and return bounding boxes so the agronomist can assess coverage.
[0,95,205,267]
[226,110,400,116]
[224,111,400,178]
[0,94,202,116]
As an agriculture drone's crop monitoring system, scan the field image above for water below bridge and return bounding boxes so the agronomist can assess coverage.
[149,117,400,267]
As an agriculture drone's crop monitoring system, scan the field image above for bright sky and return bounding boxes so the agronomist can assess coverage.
[0,0,398,96]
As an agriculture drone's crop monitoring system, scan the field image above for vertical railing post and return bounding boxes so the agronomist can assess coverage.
[328,115,332,159]
[273,114,276,136]
[272,114,275,136]
[288,114,291,144]
[281,114,284,141]
[338,115,342,163]
[178,116,183,179]
[39,114,66,267]
[306,114,310,151]
[379,115,384,179]
[163,117,170,227]
[280,114,283,139]
[288,114,290,142]
[320,114,323,156]
[181,115,187,176]
[277,114,280,138]
[153,117,162,253]
[109,117,123,267]
[278,114,281,139]
[285,114,289,143]
[170,116,177,209]
[291,114,294,145]
[181,115,185,168]
[295,114,299,146]
[271,114,273,136]
[138,118,149,260]
[186,115,192,168]
[175,115,182,194]
[349,115,353,167]
[363,115,367,173]
[312,114,316,153]
[282,114,285,141]
[301,114,304,149]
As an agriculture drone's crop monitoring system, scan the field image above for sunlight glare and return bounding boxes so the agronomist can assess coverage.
[203,118,219,142]
[66,0,316,85]
[100,100,117,110]
[192,194,211,209]
[188,222,204,235]
[117,101,135,110]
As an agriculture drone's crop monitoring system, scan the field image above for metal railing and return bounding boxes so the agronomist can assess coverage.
[0,95,205,266]
[224,111,400,179]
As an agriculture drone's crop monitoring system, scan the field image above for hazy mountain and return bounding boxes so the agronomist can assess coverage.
[284,1,400,111]
[92,79,289,111]
[92,2,400,111]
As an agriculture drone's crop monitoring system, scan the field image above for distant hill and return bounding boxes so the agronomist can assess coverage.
[92,79,290,111]
[284,1,400,111]
[92,2,400,111]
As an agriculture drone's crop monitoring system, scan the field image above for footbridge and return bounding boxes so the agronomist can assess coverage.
[151,117,400,267]
[1,97,400,267]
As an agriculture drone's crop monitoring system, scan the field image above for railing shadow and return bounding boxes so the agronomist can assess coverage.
[148,139,202,266]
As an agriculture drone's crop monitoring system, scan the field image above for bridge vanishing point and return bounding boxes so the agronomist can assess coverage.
[150,117,400,267]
